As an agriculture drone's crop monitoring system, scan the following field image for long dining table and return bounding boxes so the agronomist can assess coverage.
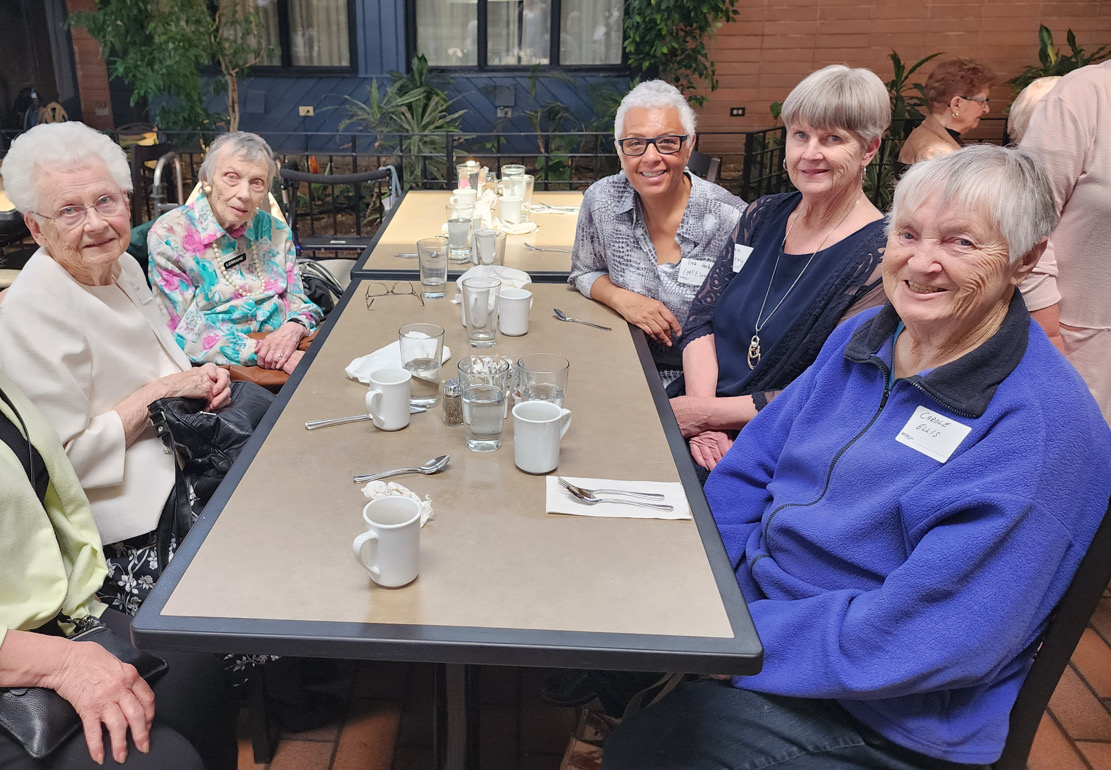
[131,281,762,769]
[351,190,584,283]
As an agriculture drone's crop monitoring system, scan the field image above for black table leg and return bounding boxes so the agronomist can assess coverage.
[434,663,478,770]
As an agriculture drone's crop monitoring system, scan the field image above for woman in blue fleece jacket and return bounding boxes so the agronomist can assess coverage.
[602,146,1111,768]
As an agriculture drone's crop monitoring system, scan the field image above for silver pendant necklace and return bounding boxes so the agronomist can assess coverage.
[747,195,861,370]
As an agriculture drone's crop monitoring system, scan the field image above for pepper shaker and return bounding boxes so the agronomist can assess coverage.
[442,377,463,426]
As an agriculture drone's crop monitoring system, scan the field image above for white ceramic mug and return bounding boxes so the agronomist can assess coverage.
[500,195,523,225]
[365,368,412,431]
[451,188,477,208]
[499,288,533,336]
[512,400,573,474]
[352,496,421,587]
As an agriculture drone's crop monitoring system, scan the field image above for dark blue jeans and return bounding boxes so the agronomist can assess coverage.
[601,680,987,770]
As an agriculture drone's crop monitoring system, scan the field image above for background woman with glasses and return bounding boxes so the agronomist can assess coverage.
[0,122,231,610]
[568,80,746,385]
[898,57,995,170]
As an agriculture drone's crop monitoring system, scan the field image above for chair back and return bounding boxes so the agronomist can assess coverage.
[687,151,721,184]
[995,498,1111,769]
[278,165,398,259]
[130,142,176,227]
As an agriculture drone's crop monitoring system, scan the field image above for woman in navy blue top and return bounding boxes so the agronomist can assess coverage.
[670,65,890,472]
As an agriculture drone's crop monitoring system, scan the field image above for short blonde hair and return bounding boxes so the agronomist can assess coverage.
[780,65,891,146]
[1008,77,1062,144]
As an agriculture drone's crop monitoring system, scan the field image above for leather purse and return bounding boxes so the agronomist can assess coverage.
[0,621,167,759]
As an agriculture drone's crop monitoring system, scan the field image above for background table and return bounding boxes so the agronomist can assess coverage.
[133,282,762,767]
[351,190,583,283]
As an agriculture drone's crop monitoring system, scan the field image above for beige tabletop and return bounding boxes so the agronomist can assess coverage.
[351,190,583,280]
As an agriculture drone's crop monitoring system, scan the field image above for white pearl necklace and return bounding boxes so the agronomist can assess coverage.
[214,239,269,301]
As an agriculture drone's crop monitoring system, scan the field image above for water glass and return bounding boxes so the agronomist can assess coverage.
[445,204,474,262]
[456,160,483,191]
[473,229,506,266]
[457,356,512,452]
[398,323,445,407]
[416,237,448,298]
[461,276,501,348]
[517,353,570,407]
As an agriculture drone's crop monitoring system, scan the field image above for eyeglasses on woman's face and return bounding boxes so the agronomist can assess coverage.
[364,281,425,309]
[33,192,129,230]
[616,135,689,157]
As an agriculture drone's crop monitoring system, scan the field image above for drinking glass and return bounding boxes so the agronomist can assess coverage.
[445,204,474,262]
[416,237,449,298]
[473,229,506,266]
[461,277,501,348]
[457,355,512,452]
[399,323,445,407]
[517,353,570,407]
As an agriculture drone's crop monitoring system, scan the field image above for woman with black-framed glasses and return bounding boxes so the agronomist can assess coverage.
[898,57,995,170]
[568,80,747,386]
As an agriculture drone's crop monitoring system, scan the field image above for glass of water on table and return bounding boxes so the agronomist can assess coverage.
[517,353,569,407]
[399,323,445,407]
[457,356,512,452]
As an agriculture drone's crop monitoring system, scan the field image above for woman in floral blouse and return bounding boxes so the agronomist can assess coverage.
[148,132,322,375]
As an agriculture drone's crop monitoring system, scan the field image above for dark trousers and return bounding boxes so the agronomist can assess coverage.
[601,679,987,770]
[0,609,237,770]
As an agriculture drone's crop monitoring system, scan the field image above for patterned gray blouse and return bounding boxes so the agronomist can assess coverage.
[568,171,747,380]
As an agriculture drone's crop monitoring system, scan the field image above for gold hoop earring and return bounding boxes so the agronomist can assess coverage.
[782,159,787,172]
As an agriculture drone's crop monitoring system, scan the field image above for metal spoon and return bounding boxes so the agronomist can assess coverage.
[523,242,572,253]
[305,405,427,430]
[553,308,611,331]
[353,454,451,484]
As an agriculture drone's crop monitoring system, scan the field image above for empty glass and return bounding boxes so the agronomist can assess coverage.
[461,276,501,348]
[416,236,449,298]
[473,229,507,266]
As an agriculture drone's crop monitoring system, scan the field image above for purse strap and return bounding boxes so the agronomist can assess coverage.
[0,386,48,506]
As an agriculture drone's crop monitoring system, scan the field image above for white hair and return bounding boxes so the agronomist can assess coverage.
[780,65,891,146]
[1,122,132,214]
[889,145,1059,263]
[1008,76,1062,145]
[198,132,277,184]
[614,80,696,138]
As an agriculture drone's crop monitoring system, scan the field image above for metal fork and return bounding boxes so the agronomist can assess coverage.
[557,477,674,511]
[523,242,572,253]
[556,477,666,500]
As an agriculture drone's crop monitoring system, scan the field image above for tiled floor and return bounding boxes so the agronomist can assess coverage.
[237,589,1111,769]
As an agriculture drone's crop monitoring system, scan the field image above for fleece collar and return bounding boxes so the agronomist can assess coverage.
[844,292,1030,418]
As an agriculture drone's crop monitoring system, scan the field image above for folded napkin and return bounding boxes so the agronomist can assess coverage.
[361,481,434,526]
[346,337,452,384]
[496,220,540,235]
[545,476,691,521]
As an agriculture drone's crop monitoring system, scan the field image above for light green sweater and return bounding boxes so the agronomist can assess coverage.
[0,372,107,645]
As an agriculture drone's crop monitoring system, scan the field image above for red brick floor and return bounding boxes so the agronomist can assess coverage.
[237,592,1111,769]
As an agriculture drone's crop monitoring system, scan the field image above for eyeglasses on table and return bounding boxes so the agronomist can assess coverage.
[365,281,425,309]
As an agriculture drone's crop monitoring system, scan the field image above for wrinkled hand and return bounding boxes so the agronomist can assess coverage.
[616,294,681,346]
[689,430,733,471]
[51,639,156,765]
[281,349,304,375]
[159,363,230,410]
[256,322,306,370]
[670,395,720,439]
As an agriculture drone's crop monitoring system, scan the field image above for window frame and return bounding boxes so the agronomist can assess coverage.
[405,0,629,72]
[244,0,358,76]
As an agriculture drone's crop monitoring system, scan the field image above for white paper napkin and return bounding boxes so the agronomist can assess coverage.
[545,476,691,520]
[360,480,434,526]
[346,337,452,384]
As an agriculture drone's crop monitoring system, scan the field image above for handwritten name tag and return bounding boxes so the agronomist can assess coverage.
[224,253,247,270]
[677,258,712,287]
[895,405,972,463]
[733,244,753,273]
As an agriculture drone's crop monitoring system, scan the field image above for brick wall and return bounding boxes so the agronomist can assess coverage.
[64,0,113,130]
[696,0,1111,147]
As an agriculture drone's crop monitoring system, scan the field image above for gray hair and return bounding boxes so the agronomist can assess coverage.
[780,65,891,146]
[889,145,1059,263]
[1,122,132,214]
[1008,76,1061,145]
[198,132,277,184]
[614,80,697,138]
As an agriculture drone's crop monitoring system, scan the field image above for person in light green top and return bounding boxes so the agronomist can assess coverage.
[0,372,236,769]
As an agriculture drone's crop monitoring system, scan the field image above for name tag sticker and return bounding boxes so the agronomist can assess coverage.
[895,405,972,463]
[733,244,753,273]
[677,258,712,287]
[223,253,247,270]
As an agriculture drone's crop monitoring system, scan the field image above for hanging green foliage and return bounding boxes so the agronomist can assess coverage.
[1010,25,1111,92]
[623,0,739,107]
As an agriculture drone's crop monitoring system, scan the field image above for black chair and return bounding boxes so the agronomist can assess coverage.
[279,165,398,260]
[687,151,721,184]
[994,498,1111,769]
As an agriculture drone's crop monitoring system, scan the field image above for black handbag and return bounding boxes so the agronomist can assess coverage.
[147,380,275,570]
[0,621,168,759]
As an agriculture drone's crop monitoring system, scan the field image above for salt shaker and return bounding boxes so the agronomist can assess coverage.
[442,377,463,426]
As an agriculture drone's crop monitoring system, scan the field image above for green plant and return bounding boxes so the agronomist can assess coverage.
[211,2,275,132]
[885,51,942,140]
[623,0,739,107]
[1011,26,1111,92]
[339,55,467,187]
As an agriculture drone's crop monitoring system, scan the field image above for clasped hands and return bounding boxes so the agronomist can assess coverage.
[670,394,736,472]
[255,321,309,373]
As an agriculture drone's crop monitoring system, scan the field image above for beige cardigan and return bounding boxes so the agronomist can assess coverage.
[897,114,962,166]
